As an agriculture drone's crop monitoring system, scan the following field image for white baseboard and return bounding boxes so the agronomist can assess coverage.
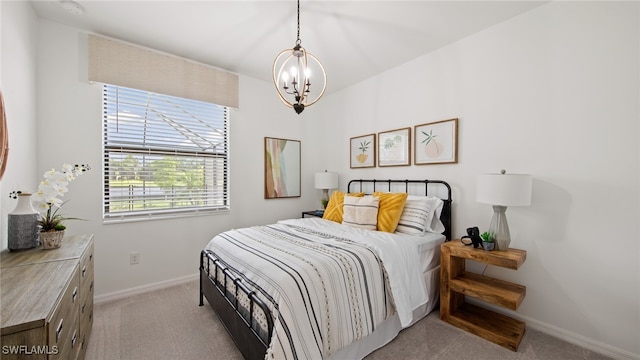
[522,315,640,360]
[464,298,639,360]
[94,273,199,305]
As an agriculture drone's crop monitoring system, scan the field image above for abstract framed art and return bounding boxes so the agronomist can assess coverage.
[350,134,376,168]
[264,137,301,198]
[414,118,458,165]
[378,127,411,167]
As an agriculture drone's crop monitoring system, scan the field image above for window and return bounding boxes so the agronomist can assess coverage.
[102,84,229,221]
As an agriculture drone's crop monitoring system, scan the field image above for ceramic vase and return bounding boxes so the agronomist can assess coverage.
[8,193,40,251]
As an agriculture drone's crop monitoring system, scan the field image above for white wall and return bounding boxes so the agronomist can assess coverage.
[308,2,639,359]
[3,1,638,359]
[0,1,39,247]
[31,18,320,298]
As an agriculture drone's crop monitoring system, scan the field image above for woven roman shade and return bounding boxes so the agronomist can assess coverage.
[88,34,239,109]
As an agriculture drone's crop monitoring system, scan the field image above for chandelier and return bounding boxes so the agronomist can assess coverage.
[272,0,326,114]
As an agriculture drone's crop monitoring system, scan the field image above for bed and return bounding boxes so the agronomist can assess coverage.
[199,179,452,360]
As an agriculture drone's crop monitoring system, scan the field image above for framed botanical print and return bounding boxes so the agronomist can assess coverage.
[378,127,411,167]
[414,118,458,165]
[264,137,301,198]
[350,134,376,168]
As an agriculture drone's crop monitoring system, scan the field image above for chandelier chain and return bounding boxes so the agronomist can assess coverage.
[296,0,301,45]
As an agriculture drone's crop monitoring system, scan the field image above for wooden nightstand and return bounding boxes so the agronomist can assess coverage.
[302,210,324,218]
[440,241,526,351]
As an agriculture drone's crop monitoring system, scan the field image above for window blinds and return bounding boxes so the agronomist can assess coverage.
[103,85,229,220]
[88,34,239,109]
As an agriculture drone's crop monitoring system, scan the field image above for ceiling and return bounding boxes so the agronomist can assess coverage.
[30,0,547,94]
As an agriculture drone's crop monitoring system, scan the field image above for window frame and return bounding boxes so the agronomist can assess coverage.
[101,84,230,223]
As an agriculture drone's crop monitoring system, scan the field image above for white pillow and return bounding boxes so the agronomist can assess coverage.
[406,195,426,201]
[395,197,445,235]
[342,195,379,230]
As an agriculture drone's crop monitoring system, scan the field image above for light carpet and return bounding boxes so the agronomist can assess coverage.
[86,279,612,360]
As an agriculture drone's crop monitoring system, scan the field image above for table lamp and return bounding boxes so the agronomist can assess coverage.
[476,170,532,250]
[314,171,339,209]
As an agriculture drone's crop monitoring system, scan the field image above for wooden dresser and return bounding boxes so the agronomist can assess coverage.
[1,234,94,360]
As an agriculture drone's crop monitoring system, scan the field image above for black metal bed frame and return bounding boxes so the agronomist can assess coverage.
[199,179,453,360]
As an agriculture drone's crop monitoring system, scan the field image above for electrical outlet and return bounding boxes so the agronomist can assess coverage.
[130,252,140,265]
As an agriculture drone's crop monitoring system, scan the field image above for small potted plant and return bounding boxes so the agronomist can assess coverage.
[480,231,495,251]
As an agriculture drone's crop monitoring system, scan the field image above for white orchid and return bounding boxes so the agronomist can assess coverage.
[30,163,90,232]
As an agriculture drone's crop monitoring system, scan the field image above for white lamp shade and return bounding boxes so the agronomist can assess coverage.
[476,173,532,206]
[315,172,339,190]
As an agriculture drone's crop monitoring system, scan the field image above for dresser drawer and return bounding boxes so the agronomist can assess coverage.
[78,238,94,360]
[50,310,80,360]
[78,298,93,360]
[47,265,80,357]
[79,242,94,291]
[79,284,94,337]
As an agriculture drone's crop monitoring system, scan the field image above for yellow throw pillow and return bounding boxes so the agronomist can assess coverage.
[322,191,364,223]
[373,192,408,233]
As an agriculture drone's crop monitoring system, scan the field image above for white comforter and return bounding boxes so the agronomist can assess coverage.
[204,218,429,360]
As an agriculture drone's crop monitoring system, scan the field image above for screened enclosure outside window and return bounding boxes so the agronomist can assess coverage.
[102,84,229,220]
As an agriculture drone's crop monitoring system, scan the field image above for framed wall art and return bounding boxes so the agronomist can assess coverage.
[350,134,376,168]
[414,118,458,165]
[378,127,411,167]
[264,137,301,198]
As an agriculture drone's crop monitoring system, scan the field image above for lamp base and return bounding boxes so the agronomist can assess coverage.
[488,205,511,251]
[321,189,330,209]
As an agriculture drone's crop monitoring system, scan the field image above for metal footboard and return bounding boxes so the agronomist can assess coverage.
[199,250,273,360]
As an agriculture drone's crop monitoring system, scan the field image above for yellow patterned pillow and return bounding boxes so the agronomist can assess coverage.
[322,191,365,223]
[373,192,408,233]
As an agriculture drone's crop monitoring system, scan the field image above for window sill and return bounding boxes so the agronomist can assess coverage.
[103,207,230,224]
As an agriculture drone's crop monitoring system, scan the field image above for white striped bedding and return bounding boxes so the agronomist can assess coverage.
[204,218,442,360]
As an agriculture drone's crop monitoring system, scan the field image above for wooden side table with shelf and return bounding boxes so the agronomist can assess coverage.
[440,241,527,351]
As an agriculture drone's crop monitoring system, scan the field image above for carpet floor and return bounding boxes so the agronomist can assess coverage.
[86,279,612,360]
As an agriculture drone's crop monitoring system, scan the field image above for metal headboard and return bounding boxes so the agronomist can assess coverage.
[347,179,453,241]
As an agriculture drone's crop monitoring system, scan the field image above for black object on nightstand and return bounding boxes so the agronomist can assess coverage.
[302,210,324,218]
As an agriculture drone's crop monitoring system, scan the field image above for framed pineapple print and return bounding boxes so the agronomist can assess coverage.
[378,127,411,167]
[414,118,458,165]
[350,134,376,168]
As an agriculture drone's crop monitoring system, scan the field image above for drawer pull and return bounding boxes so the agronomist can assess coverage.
[71,330,77,349]
[90,281,94,292]
[56,319,63,342]
[82,265,87,277]
[82,303,86,314]
[72,286,78,303]
[90,253,93,262]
